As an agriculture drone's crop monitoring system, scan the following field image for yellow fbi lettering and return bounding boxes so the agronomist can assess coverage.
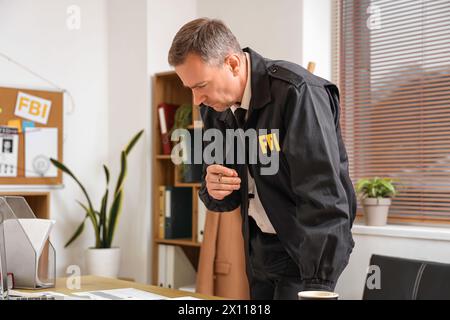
[258,133,281,154]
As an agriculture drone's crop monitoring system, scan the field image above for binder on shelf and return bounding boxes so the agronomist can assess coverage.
[158,186,165,239]
[158,244,196,290]
[164,187,192,239]
[197,194,207,243]
[157,103,179,155]
[157,244,166,288]
[0,196,55,289]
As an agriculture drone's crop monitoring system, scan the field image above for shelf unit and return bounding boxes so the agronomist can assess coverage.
[151,71,204,286]
[0,192,50,219]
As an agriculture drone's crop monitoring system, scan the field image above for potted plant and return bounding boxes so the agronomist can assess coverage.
[169,104,201,182]
[50,129,144,278]
[355,177,397,226]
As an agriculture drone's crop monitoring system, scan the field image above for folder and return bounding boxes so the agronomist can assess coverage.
[197,194,207,243]
[158,186,165,239]
[158,244,196,290]
[157,244,166,288]
[164,187,192,239]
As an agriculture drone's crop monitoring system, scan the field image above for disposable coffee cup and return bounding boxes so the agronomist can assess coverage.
[298,291,339,300]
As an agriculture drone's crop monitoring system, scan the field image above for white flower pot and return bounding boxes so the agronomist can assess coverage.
[85,247,121,278]
[362,198,391,226]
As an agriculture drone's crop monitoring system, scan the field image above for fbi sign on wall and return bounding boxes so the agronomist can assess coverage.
[14,91,52,125]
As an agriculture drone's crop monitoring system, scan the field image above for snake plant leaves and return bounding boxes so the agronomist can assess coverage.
[125,129,144,156]
[49,158,95,213]
[106,189,123,248]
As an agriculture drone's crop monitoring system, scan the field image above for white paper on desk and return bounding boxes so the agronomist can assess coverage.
[167,296,202,300]
[73,288,168,300]
[25,127,58,177]
[8,290,66,298]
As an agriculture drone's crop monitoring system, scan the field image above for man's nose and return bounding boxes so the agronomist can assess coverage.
[193,91,205,106]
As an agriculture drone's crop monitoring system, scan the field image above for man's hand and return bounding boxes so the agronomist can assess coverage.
[206,164,241,200]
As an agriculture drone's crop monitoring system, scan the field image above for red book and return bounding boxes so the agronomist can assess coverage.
[157,103,179,155]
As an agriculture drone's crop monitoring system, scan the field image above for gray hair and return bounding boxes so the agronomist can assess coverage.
[168,18,243,67]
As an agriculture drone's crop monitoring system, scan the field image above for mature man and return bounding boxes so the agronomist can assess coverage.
[168,18,356,300]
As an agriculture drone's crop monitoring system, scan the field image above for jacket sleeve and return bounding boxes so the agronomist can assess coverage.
[282,83,355,291]
[198,106,241,212]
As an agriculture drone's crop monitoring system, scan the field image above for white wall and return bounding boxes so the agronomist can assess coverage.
[147,0,197,74]
[195,0,332,79]
[145,0,197,283]
[107,0,150,283]
[302,0,332,80]
[0,0,109,276]
[197,0,303,66]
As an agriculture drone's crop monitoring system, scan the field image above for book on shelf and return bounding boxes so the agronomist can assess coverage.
[157,103,179,155]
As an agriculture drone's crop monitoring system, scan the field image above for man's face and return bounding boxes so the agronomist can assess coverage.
[175,53,240,112]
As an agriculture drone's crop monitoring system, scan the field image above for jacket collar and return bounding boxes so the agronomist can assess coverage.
[219,47,271,124]
[244,47,272,110]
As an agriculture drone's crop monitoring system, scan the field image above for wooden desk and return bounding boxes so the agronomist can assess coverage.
[19,276,223,300]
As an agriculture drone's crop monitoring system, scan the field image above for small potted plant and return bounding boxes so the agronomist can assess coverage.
[355,177,397,226]
[50,129,143,278]
[170,104,202,182]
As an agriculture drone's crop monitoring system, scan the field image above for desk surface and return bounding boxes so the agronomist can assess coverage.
[19,276,222,300]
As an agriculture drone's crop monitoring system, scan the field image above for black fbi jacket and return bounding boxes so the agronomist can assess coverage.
[198,47,357,291]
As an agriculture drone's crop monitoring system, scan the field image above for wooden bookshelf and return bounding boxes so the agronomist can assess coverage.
[155,155,172,160]
[151,71,204,286]
[155,238,202,247]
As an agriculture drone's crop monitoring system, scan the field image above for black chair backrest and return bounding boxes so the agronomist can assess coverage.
[363,254,450,300]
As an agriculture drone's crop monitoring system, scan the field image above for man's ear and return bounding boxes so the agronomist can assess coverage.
[225,54,242,76]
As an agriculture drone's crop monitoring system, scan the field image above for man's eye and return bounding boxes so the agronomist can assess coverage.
[198,83,207,88]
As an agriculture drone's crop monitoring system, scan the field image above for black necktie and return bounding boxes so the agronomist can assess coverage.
[233,107,247,129]
[233,107,254,178]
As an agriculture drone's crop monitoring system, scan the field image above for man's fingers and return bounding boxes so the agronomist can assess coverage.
[206,174,241,185]
[207,164,237,177]
[208,182,240,191]
[206,165,240,200]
